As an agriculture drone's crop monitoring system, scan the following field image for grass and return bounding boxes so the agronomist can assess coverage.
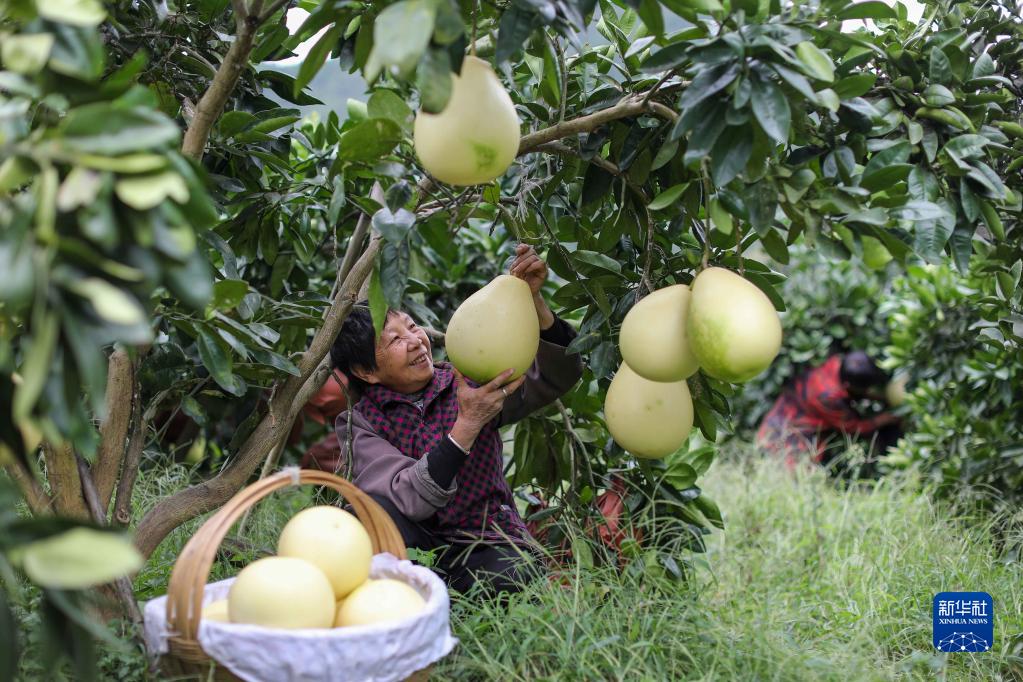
[434,454,1023,681]
[16,451,1023,680]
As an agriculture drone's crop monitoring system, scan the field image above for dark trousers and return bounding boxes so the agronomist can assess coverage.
[368,494,543,596]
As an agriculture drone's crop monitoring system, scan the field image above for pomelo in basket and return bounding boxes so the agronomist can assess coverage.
[228,556,335,629]
[604,362,694,459]
[202,598,230,622]
[687,267,782,383]
[445,274,539,384]
[334,579,426,628]
[620,284,699,382]
[413,56,520,186]
[277,505,372,600]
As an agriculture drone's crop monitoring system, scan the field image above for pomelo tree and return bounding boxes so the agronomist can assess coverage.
[0,0,1021,672]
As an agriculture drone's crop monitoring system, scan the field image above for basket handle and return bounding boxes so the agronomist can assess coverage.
[165,469,407,642]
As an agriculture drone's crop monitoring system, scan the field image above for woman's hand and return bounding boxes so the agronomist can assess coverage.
[509,243,548,296]
[450,368,526,450]
[509,243,555,330]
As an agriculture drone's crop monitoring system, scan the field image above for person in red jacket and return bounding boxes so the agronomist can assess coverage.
[756,351,902,473]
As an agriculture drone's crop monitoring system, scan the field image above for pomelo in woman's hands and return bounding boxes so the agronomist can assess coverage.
[687,267,782,383]
[445,274,539,384]
[413,56,521,186]
[277,506,372,600]
[334,579,426,628]
[604,362,694,459]
[228,557,335,629]
[620,284,699,382]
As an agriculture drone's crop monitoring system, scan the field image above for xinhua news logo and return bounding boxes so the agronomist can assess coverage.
[933,592,994,653]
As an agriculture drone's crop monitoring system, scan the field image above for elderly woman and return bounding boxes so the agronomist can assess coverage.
[329,244,584,595]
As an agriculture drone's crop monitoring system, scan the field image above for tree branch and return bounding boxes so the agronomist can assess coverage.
[75,455,143,627]
[112,405,148,527]
[3,458,52,515]
[517,90,678,157]
[41,441,88,520]
[133,233,383,560]
[93,349,134,516]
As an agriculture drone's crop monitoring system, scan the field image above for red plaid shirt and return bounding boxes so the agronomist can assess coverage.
[756,354,892,467]
[355,362,530,545]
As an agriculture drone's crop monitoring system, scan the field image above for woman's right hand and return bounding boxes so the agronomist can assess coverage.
[451,368,526,446]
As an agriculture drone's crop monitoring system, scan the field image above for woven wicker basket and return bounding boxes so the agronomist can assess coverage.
[159,469,432,681]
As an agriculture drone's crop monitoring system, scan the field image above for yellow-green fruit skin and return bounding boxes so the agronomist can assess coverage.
[604,362,694,459]
[413,56,521,186]
[276,505,373,600]
[885,374,908,407]
[335,579,426,628]
[228,557,335,629]
[620,284,699,382]
[445,274,539,384]
[687,267,782,383]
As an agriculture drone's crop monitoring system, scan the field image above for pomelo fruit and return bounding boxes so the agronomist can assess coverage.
[620,284,699,382]
[604,362,694,459]
[276,505,373,600]
[413,56,521,186]
[445,274,539,384]
[227,557,335,629]
[687,267,782,383]
[885,374,908,407]
[335,578,426,628]
[202,599,230,623]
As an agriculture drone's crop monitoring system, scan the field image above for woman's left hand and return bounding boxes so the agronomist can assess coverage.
[509,243,548,296]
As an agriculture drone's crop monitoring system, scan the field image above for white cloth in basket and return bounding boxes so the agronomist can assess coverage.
[143,553,458,682]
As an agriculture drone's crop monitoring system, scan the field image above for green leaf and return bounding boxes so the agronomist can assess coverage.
[372,207,416,242]
[416,47,453,114]
[364,0,437,82]
[929,46,952,84]
[833,72,876,99]
[328,174,346,224]
[249,348,301,377]
[62,105,180,155]
[16,528,142,589]
[795,42,834,83]
[368,264,389,339]
[923,84,956,107]
[942,134,988,161]
[496,6,535,65]
[836,1,897,20]
[639,42,690,72]
[971,52,995,80]
[710,125,753,187]
[114,171,188,210]
[66,278,148,328]
[862,140,911,184]
[637,0,664,36]
[648,183,687,210]
[336,118,403,163]
[13,314,59,421]
[38,0,107,26]
[1,33,54,75]
[197,328,245,396]
[379,241,410,309]
[750,77,790,144]
[571,250,621,274]
[367,89,413,131]
[294,25,341,98]
[211,280,249,311]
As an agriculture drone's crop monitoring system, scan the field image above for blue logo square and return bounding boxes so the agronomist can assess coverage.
[933,592,994,652]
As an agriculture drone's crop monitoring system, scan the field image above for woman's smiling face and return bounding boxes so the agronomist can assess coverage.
[352,311,434,394]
